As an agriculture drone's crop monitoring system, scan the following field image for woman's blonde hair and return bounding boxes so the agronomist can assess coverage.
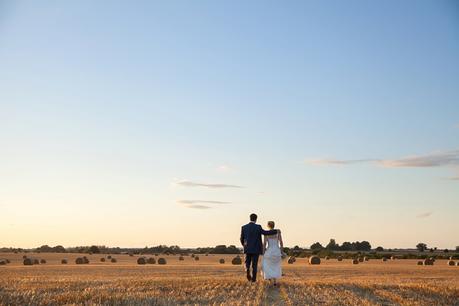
[267,221,275,229]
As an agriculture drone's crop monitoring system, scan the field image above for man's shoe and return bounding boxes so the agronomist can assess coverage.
[246,271,252,281]
[251,278,256,282]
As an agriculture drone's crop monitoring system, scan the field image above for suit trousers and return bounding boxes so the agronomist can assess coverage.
[244,253,260,280]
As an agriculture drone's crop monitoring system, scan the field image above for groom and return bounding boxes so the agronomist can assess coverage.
[240,213,278,282]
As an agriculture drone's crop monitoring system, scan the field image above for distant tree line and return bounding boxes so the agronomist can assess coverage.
[310,239,372,252]
[0,244,241,255]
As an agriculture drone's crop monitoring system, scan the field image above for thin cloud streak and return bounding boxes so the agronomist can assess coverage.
[417,212,433,218]
[306,150,459,168]
[217,165,233,172]
[380,150,459,168]
[177,200,231,205]
[176,180,243,189]
[306,159,378,165]
[184,204,212,209]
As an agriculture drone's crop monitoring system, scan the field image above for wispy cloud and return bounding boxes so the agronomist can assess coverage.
[380,150,459,168]
[446,175,459,180]
[184,204,212,209]
[306,158,378,165]
[177,200,231,205]
[417,212,433,218]
[176,180,243,189]
[217,165,233,172]
[306,150,459,168]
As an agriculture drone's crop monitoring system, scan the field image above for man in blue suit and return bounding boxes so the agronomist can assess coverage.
[240,213,278,282]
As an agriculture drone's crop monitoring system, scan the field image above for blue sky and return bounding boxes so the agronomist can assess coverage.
[1,0,458,248]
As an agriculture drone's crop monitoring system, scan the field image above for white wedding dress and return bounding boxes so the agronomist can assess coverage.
[262,233,282,280]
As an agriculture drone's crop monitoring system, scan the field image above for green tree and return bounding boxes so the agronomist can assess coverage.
[89,245,100,254]
[326,239,340,251]
[310,242,323,250]
[416,243,427,252]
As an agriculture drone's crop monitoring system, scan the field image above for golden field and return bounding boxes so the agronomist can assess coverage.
[0,253,458,305]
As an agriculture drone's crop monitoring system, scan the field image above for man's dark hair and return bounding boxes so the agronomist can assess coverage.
[250,213,257,222]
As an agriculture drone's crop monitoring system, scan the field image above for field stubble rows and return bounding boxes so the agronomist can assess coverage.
[0,253,458,305]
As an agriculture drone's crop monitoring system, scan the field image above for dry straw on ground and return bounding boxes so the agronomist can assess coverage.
[1,253,458,305]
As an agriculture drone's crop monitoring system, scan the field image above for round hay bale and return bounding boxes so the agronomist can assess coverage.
[337,256,343,261]
[5,259,10,264]
[382,257,388,262]
[33,259,40,265]
[110,258,117,263]
[23,258,34,265]
[40,259,46,264]
[219,258,225,264]
[191,254,195,258]
[456,262,459,267]
[129,253,134,257]
[447,260,455,266]
[137,257,147,265]
[423,258,434,266]
[194,256,200,261]
[429,257,436,262]
[352,259,359,264]
[417,261,423,265]
[325,256,330,260]
[232,256,242,265]
[75,257,84,265]
[358,257,364,262]
[107,255,112,259]
[390,256,395,260]
[61,259,68,264]
[22,255,27,259]
[179,256,184,261]
[364,257,369,262]
[158,258,167,265]
[100,257,106,262]
[309,256,321,265]
[0,259,7,265]
[83,256,89,264]
[147,257,156,264]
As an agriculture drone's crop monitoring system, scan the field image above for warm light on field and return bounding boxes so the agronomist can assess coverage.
[1,253,458,305]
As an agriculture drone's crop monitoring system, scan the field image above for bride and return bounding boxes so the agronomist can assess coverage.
[261,221,284,286]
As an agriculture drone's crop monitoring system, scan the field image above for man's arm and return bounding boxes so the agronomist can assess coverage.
[240,226,245,246]
[260,228,278,236]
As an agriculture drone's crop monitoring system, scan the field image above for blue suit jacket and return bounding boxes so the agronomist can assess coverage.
[240,222,277,255]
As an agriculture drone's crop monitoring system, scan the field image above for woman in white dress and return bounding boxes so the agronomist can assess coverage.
[262,221,284,286]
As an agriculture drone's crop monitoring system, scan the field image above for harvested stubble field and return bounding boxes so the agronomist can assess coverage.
[0,253,458,305]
